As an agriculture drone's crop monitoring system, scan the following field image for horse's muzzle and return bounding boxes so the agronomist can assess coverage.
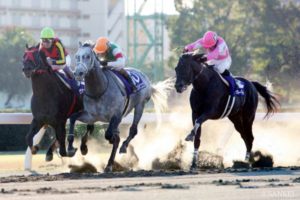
[175,83,186,93]
[22,68,33,78]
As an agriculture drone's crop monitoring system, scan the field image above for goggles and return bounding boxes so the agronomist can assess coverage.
[41,38,54,43]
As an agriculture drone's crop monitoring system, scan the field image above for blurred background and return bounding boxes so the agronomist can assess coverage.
[0,0,299,108]
[0,0,300,166]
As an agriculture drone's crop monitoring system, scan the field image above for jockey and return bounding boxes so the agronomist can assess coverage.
[183,31,235,81]
[93,37,137,91]
[38,27,74,80]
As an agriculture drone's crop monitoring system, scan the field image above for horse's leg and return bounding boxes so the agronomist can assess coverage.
[190,110,214,170]
[104,127,120,172]
[56,122,67,157]
[104,114,121,172]
[242,112,255,162]
[67,110,93,157]
[228,113,251,161]
[80,124,94,155]
[26,119,44,155]
[185,111,201,142]
[46,139,59,162]
[119,104,145,154]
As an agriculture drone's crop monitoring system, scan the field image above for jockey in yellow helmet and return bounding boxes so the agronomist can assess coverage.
[94,37,137,91]
[38,27,74,79]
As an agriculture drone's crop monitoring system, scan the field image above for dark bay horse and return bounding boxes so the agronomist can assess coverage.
[67,41,173,172]
[174,53,280,169]
[22,44,84,160]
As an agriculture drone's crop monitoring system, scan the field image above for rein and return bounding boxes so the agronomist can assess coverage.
[177,61,204,86]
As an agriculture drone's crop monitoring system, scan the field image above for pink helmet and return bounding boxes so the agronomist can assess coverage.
[203,31,218,47]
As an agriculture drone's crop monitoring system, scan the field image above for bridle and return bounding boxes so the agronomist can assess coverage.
[76,48,96,76]
[176,58,204,86]
[23,49,45,75]
[76,47,109,99]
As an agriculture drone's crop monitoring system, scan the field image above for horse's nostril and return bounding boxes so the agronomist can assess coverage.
[79,72,84,76]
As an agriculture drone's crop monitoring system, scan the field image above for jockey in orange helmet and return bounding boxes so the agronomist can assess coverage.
[38,27,74,79]
[94,37,137,91]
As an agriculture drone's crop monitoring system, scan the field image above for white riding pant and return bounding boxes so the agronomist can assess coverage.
[207,56,232,74]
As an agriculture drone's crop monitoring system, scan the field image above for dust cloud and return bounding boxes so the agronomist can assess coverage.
[63,85,300,171]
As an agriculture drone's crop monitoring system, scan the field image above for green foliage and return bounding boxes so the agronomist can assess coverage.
[166,0,300,102]
[166,0,252,75]
[0,26,37,106]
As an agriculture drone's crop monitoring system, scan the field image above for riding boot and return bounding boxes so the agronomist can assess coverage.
[119,68,137,91]
[222,69,238,91]
[63,66,75,80]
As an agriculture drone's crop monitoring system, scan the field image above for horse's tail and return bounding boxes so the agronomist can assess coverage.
[150,77,174,131]
[252,81,281,119]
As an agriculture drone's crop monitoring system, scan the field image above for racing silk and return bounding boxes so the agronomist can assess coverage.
[103,43,125,68]
[40,38,68,65]
[186,36,229,61]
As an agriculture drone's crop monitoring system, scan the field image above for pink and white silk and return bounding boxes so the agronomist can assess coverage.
[186,36,229,61]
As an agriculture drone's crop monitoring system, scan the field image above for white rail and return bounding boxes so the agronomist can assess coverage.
[0,113,299,171]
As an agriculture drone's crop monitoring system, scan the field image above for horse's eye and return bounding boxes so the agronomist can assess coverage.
[87,55,90,59]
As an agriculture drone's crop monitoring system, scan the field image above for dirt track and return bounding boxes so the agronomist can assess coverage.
[1,167,300,200]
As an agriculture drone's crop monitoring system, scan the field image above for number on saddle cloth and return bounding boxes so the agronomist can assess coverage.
[56,72,85,96]
[220,74,245,96]
[110,69,146,96]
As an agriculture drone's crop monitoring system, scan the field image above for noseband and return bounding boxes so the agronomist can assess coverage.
[177,60,204,86]
[76,48,96,75]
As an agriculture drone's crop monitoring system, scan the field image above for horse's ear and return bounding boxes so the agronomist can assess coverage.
[192,53,205,61]
[35,43,40,49]
[25,43,28,49]
[78,41,82,48]
[90,43,95,49]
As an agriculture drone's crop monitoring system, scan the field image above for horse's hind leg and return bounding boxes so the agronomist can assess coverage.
[46,139,59,162]
[242,113,255,162]
[80,124,94,155]
[228,113,252,161]
[119,103,144,154]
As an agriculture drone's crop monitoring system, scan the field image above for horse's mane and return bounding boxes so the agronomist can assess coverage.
[83,40,94,47]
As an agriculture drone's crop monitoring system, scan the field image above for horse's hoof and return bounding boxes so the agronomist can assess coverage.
[119,147,127,154]
[59,149,67,157]
[67,148,78,157]
[185,134,194,142]
[190,163,197,170]
[104,166,112,173]
[31,145,40,155]
[80,144,88,155]
[46,154,53,162]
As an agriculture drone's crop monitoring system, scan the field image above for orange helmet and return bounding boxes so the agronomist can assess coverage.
[94,37,111,53]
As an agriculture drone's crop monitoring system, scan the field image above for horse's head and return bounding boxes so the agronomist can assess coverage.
[22,44,43,78]
[174,53,205,93]
[74,41,96,81]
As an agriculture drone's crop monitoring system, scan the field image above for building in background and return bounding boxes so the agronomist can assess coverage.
[0,0,126,66]
[0,0,127,107]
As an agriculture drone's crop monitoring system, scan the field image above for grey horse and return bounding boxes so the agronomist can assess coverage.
[67,41,173,172]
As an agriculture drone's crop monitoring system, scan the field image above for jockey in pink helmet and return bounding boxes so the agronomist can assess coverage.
[183,31,233,78]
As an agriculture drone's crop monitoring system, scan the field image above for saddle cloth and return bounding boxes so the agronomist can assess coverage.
[56,72,85,96]
[214,69,245,96]
[110,69,146,96]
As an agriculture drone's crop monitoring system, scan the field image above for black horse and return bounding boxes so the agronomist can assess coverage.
[22,44,84,160]
[174,53,280,169]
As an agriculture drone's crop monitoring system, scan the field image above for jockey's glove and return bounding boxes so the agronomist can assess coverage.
[100,60,108,66]
[199,57,207,63]
[182,48,189,54]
